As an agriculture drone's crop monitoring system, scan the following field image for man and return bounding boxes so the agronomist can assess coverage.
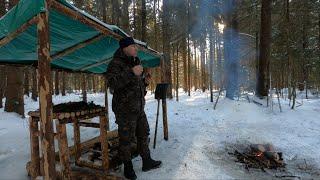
[106,37,161,180]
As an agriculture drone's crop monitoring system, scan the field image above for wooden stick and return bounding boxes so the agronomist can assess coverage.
[0,16,38,47]
[79,121,100,128]
[73,119,81,165]
[55,121,71,180]
[29,117,40,178]
[162,98,169,141]
[51,34,104,60]
[37,1,56,178]
[99,115,109,172]
[214,89,222,110]
[153,99,160,149]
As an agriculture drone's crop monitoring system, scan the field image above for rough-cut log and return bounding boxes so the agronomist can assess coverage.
[0,17,38,47]
[73,118,81,165]
[99,115,109,171]
[55,121,71,180]
[37,1,56,178]
[51,34,104,60]
[162,99,168,140]
[29,117,40,178]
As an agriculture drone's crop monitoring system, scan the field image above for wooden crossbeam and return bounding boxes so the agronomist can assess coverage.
[0,16,38,47]
[78,57,112,71]
[51,0,122,40]
[51,34,104,60]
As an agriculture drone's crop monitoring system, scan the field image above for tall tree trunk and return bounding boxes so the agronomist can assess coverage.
[141,0,146,42]
[200,38,206,92]
[182,37,187,93]
[101,0,107,23]
[256,0,272,97]
[0,66,5,108]
[111,0,120,25]
[209,23,215,102]
[54,71,59,95]
[8,0,18,9]
[0,0,5,16]
[162,0,173,98]
[61,71,66,96]
[5,66,24,116]
[24,67,30,96]
[92,75,96,93]
[133,0,137,37]
[74,0,84,9]
[82,74,87,102]
[176,45,179,101]
[31,68,38,101]
[187,0,191,96]
[0,0,5,107]
[121,0,130,32]
[224,0,239,99]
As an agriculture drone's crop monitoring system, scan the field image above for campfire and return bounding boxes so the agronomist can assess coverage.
[229,144,285,172]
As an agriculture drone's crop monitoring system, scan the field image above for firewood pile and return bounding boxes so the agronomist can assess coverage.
[229,144,285,172]
[28,101,105,120]
[84,138,139,170]
[52,101,103,113]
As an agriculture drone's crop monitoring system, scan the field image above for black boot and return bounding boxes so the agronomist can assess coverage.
[124,161,137,180]
[142,155,162,172]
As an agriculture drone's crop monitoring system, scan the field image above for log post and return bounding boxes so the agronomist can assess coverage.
[73,118,81,165]
[55,120,71,180]
[104,76,109,130]
[29,117,40,178]
[37,0,56,178]
[162,99,168,140]
[99,115,109,172]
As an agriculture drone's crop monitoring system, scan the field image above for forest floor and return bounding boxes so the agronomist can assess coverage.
[0,90,320,179]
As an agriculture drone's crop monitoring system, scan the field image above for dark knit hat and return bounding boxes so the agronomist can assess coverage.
[119,37,136,49]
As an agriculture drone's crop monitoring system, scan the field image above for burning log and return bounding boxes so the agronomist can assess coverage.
[230,144,285,171]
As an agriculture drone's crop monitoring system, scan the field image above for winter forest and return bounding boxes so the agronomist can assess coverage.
[0,0,320,179]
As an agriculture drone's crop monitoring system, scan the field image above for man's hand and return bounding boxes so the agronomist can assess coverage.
[132,65,143,76]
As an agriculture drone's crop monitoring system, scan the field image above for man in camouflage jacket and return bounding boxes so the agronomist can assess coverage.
[106,37,161,180]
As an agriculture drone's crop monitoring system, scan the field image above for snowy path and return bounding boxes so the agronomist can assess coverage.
[0,91,319,179]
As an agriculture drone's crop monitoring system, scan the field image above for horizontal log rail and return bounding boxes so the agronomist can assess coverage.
[0,16,38,47]
[51,34,105,60]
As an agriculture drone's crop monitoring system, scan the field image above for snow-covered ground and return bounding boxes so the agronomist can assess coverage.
[0,90,319,179]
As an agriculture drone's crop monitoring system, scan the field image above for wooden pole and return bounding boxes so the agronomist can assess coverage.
[29,117,40,179]
[73,119,81,165]
[99,115,109,172]
[162,98,168,140]
[104,76,110,130]
[153,99,160,148]
[37,0,56,178]
[55,120,71,180]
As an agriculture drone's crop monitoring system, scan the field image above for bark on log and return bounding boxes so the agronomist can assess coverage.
[37,2,56,178]
[55,121,71,180]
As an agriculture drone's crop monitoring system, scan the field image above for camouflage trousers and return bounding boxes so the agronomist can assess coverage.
[116,111,150,162]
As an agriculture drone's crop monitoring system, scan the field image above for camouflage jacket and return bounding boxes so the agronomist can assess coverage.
[106,48,146,114]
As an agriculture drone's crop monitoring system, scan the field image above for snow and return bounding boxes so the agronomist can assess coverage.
[0,90,319,179]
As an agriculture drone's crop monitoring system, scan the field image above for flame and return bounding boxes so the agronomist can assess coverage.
[256,151,263,157]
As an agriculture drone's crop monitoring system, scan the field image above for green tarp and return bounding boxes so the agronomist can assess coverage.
[0,0,161,74]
